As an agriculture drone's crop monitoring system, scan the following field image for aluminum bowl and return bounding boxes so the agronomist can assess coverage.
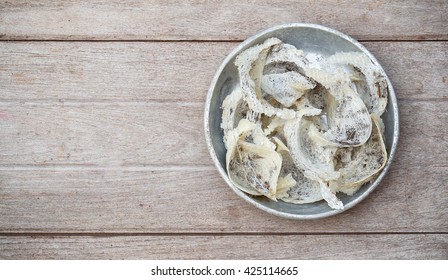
[204,23,399,219]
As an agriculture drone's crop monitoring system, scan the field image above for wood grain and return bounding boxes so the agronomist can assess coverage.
[0,163,446,233]
[1,234,446,259]
[0,102,446,233]
[0,1,447,41]
[0,42,447,102]
[0,101,446,167]
[1,0,447,261]
[0,102,209,166]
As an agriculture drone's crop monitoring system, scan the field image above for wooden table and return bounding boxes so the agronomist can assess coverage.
[0,1,447,259]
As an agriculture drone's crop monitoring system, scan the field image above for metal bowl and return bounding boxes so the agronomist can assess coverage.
[204,23,399,219]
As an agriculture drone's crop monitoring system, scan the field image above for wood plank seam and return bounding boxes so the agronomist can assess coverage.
[0,39,447,43]
[0,98,446,104]
[0,232,447,236]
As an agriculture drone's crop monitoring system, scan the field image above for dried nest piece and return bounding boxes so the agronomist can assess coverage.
[274,138,323,204]
[226,119,282,200]
[234,38,298,120]
[222,37,388,210]
[305,68,372,147]
[330,115,388,195]
[327,52,388,115]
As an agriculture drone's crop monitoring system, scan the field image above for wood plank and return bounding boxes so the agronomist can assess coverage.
[0,234,446,259]
[0,42,230,102]
[0,1,446,41]
[0,102,211,166]
[0,101,446,233]
[0,42,447,101]
[0,165,446,233]
[0,101,446,167]
[0,101,448,166]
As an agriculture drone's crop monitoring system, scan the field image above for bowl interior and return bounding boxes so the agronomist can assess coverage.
[206,24,398,219]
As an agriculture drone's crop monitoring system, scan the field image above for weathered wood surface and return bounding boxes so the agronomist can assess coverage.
[0,0,447,41]
[1,235,446,259]
[0,0,447,260]
[0,102,446,233]
[0,103,207,166]
[0,164,446,233]
[0,102,446,167]
[0,42,447,101]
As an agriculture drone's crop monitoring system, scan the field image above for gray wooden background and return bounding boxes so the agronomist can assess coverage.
[0,0,447,259]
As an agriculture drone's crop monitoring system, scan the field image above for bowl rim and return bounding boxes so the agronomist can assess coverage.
[204,23,400,219]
